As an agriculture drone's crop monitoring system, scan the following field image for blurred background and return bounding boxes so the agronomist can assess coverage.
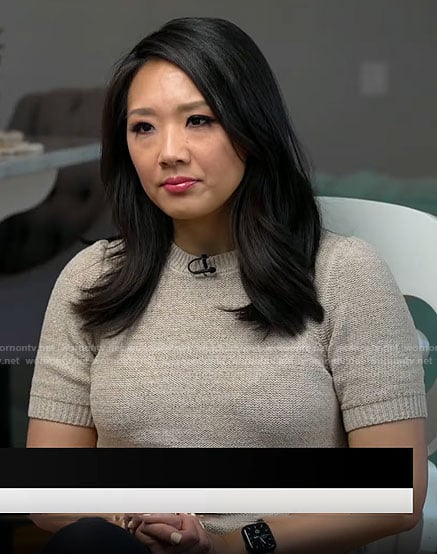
[2,0,437,175]
[0,0,436,447]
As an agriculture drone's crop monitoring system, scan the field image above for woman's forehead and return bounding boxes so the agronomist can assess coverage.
[127,59,207,113]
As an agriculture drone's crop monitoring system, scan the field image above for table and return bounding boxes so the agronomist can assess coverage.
[0,136,100,222]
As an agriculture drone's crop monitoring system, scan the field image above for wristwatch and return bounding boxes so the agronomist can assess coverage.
[241,520,276,552]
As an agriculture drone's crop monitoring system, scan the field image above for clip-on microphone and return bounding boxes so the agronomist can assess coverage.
[187,254,217,276]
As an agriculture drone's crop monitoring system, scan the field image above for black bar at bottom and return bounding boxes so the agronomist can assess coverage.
[0,448,412,488]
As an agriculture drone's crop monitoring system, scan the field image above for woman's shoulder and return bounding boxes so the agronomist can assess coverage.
[316,228,387,276]
[315,229,399,305]
[318,228,379,258]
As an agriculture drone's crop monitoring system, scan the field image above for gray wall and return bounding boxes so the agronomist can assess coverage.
[1,0,436,177]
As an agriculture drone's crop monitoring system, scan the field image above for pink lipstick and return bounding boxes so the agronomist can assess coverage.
[162,176,199,194]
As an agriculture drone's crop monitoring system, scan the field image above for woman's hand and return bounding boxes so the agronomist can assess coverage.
[121,513,225,554]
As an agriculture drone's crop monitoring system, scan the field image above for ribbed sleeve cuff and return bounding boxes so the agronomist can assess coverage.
[342,394,428,433]
[28,395,94,427]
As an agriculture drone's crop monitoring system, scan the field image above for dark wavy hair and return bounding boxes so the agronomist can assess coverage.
[74,16,324,341]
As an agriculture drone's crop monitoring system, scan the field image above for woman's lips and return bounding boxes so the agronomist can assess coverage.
[162,180,198,193]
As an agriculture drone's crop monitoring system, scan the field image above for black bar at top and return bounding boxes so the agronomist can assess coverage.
[0,448,412,488]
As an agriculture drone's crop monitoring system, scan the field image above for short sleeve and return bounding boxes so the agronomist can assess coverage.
[28,240,109,427]
[326,236,427,433]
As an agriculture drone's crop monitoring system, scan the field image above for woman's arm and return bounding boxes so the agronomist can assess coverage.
[216,418,427,554]
[26,418,97,447]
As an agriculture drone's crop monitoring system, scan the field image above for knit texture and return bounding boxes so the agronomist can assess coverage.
[28,229,427,538]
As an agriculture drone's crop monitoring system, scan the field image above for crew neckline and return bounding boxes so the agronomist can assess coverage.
[167,241,239,275]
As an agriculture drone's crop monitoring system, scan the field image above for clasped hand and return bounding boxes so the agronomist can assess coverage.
[114,512,225,554]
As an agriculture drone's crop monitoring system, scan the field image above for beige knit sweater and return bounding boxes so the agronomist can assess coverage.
[28,229,427,540]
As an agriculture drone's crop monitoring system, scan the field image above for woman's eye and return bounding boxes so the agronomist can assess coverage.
[131,122,153,134]
[187,115,215,127]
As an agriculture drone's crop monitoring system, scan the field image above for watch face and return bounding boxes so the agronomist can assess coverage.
[242,522,276,552]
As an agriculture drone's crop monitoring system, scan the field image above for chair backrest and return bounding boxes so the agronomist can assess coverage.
[317,196,437,553]
[317,196,437,314]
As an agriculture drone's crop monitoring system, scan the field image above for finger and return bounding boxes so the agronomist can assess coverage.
[138,521,198,549]
[121,514,141,531]
[133,525,172,550]
[181,514,212,550]
[111,514,123,526]
[137,513,183,529]
[126,516,144,534]
[133,529,173,554]
[191,514,207,532]
[138,514,208,550]
[137,521,183,541]
[182,513,207,528]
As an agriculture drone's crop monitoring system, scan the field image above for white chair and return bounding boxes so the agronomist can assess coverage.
[317,196,437,554]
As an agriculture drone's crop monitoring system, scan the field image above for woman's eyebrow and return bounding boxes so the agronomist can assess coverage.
[127,100,209,118]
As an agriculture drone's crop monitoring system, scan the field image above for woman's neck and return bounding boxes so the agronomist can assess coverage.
[172,215,235,256]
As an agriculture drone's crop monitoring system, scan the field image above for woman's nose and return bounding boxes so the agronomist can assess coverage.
[158,128,190,167]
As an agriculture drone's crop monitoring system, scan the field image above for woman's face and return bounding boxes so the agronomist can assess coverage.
[126,59,245,223]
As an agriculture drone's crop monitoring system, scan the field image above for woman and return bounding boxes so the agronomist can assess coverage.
[27,16,427,554]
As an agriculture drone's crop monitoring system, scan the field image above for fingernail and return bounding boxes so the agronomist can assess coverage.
[128,520,135,529]
[170,532,182,544]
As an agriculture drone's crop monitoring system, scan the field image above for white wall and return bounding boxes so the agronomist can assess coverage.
[1,0,436,177]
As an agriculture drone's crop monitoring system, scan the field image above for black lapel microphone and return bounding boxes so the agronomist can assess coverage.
[187,254,217,275]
